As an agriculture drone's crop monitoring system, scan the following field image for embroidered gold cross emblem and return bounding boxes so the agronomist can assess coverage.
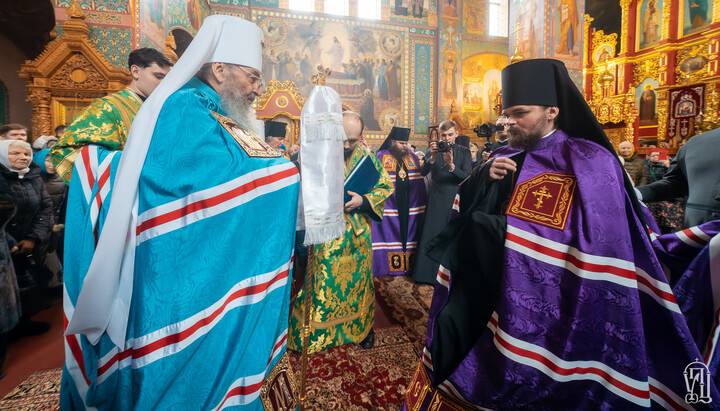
[531,185,553,209]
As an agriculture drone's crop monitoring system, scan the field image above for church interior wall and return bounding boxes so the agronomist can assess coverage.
[42,0,518,149]
[509,0,585,89]
[0,33,33,133]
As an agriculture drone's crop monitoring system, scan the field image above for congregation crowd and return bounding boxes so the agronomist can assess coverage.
[1,14,719,410]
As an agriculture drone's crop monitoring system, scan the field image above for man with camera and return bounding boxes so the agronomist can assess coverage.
[480,116,509,163]
[413,120,471,284]
[404,59,707,409]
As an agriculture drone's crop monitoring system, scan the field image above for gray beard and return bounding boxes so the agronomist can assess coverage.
[218,81,259,135]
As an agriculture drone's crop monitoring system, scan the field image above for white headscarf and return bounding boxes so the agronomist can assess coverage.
[0,140,32,178]
[65,15,264,347]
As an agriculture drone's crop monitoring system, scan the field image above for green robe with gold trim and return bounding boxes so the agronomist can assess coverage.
[50,88,143,184]
[288,145,393,354]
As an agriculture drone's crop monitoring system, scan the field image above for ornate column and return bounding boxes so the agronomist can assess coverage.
[26,89,52,138]
[620,0,632,55]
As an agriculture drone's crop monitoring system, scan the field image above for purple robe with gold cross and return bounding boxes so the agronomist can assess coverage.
[372,149,427,276]
[405,130,717,410]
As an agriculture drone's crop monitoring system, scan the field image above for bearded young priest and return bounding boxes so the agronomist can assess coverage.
[404,59,716,409]
[371,126,427,277]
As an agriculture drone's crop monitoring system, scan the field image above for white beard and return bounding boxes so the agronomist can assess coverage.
[218,78,259,136]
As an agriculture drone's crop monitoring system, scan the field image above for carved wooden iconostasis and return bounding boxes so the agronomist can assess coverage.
[19,2,131,140]
[584,0,720,155]
[256,80,305,146]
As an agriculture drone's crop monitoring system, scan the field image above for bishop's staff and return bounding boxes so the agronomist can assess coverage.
[297,66,346,410]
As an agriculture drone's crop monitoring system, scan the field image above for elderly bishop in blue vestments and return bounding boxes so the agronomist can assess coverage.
[61,16,300,410]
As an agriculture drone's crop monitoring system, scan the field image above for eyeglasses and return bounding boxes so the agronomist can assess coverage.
[235,65,264,88]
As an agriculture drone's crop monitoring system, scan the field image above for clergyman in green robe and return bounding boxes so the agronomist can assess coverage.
[288,111,393,354]
[51,48,172,183]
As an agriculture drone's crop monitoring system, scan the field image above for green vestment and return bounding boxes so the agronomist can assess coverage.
[50,88,143,183]
[288,145,393,354]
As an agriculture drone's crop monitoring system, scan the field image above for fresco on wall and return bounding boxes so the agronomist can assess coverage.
[638,0,662,48]
[509,0,543,59]
[636,78,660,125]
[392,0,429,18]
[461,53,506,123]
[682,0,712,36]
[463,0,485,34]
[442,0,460,17]
[552,0,581,56]
[256,16,406,132]
[141,0,167,48]
[166,0,211,35]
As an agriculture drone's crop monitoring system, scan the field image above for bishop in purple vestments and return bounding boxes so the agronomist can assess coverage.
[372,127,427,276]
[404,59,718,409]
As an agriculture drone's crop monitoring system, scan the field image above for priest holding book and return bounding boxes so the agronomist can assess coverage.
[288,110,393,353]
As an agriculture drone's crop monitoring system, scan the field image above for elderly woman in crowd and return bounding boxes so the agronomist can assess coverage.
[0,140,54,336]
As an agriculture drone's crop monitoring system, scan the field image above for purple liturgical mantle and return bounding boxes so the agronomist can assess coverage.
[372,149,427,276]
[650,220,720,392]
[411,131,717,409]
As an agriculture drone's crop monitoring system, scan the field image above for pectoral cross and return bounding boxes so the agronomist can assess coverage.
[532,186,553,209]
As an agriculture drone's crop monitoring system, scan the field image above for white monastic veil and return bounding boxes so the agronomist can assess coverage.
[298,85,346,245]
[65,15,263,347]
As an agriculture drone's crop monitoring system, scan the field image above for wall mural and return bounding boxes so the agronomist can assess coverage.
[140,0,167,48]
[509,0,543,59]
[254,11,409,135]
[463,0,485,35]
[461,53,505,126]
[552,0,581,56]
[392,0,430,19]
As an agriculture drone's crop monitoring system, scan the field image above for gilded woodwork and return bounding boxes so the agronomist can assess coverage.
[676,43,710,85]
[164,33,179,64]
[656,90,669,142]
[715,0,720,23]
[255,80,306,146]
[661,0,672,40]
[619,0,632,54]
[584,15,593,69]
[633,57,660,87]
[696,84,720,133]
[18,0,130,139]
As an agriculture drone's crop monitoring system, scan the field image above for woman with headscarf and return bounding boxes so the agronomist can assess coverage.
[33,149,66,283]
[0,140,54,336]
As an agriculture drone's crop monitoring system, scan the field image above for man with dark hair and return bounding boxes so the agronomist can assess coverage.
[372,126,427,277]
[405,59,714,409]
[0,124,28,141]
[51,47,173,183]
[413,119,471,283]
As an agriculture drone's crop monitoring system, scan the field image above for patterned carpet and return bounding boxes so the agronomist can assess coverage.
[374,275,434,353]
[0,276,433,410]
[0,368,61,410]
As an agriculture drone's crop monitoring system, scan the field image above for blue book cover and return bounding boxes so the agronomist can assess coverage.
[344,155,380,204]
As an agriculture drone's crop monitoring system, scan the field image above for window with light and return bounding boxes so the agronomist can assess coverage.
[488,0,509,37]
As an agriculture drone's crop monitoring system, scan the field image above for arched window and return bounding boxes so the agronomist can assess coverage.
[325,0,349,15]
[488,0,509,37]
[358,0,381,20]
[289,0,315,13]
